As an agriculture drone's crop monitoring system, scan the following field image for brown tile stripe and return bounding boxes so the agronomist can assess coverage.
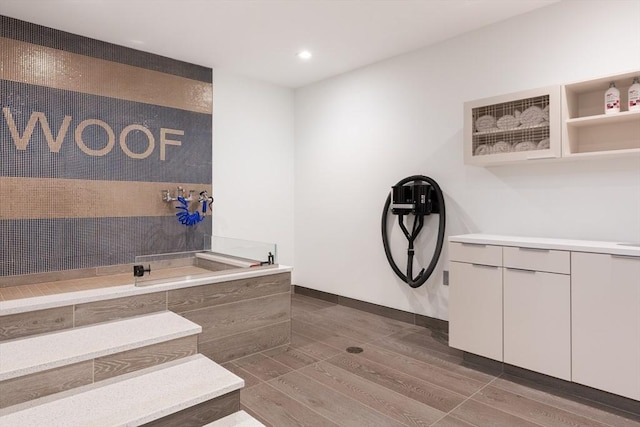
[0,177,212,219]
[0,37,212,114]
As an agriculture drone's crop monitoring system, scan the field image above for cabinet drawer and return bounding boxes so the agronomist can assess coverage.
[449,242,502,266]
[503,246,569,274]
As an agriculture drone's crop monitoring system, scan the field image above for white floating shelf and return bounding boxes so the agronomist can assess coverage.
[566,110,640,128]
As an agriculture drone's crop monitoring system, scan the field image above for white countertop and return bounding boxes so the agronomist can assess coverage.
[449,234,640,257]
[0,265,292,316]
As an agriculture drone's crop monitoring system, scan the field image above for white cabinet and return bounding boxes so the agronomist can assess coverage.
[449,242,503,361]
[449,234,640,399]
[464,86,562,166]
[450,261,503,361]
[503,268,570,380]
[503,246,569,274]
[571,252,640,400]
[502,245,571,381]
[463,70,640,165]
[449,241,571,379]
[562,71,640,159]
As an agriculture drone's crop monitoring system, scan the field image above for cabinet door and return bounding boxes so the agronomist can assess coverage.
[504,268,570,380]
[572,252,640,400]
[449,261,503,361]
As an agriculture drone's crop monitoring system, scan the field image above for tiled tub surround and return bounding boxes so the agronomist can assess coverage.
[1,15,213,278]
[0,267,292,354]
[0,250,243,297]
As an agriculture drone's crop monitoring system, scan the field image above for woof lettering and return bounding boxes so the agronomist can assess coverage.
[2,108,183,160]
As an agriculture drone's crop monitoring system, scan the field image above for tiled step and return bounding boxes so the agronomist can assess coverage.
[0,354,244,426]
[0,311,201,381]
[205,410,265,426]
[0,311,202,408]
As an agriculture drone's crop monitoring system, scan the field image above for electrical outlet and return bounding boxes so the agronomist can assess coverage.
[443,270,449,286]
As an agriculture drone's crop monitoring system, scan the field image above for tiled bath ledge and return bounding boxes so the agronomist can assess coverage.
[0,265,292,316]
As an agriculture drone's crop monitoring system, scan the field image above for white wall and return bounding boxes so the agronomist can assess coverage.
[294,0,640,320]
[213,71,295,266]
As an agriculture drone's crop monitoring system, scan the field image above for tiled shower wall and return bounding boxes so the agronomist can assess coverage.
[0,16,213,281]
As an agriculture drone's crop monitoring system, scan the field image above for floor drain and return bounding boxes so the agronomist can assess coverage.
[346,346,363,354]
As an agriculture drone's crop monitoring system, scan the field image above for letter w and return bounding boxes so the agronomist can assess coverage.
[2,108,72,152]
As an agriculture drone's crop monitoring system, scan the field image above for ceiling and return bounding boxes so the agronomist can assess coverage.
[0,0,559,88]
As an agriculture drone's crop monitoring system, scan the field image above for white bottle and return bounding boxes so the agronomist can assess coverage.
[628,77,640,112]
[604,82,620,114]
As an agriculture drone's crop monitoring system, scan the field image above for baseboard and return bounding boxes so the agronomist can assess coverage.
[292,285,448,333]
[462,353,640,417]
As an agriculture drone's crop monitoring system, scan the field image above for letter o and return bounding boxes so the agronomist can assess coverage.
[119,124,155,159]
[75,119,115,156]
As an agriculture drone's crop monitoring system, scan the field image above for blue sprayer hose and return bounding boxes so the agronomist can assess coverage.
[175,196,204,226]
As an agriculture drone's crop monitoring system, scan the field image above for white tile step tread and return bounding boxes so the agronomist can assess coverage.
[204,410,265,426]
[0,354,244,426]
[0,311,201,381]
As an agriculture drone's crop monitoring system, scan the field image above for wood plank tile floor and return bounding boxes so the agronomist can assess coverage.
[227,293,640,427]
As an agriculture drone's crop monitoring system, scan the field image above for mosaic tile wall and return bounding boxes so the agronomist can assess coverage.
[0,16,213,280]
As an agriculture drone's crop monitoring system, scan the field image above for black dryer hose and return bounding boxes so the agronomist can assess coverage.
[381,175,446,288]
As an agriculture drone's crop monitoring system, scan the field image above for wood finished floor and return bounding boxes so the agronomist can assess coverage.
[229,293,640,427]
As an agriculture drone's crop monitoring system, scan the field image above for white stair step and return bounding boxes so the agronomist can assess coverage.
[0,311,201,381]
[0,354,244,426]
[205,410,265,426]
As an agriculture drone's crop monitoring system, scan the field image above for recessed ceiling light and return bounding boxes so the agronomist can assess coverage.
[297,50,312,60]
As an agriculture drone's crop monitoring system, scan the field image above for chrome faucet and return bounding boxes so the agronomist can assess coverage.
[162,187,196,202]
[161,189,174,202]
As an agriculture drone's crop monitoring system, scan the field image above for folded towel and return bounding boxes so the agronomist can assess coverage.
[514,141,538,152]
[519,106,545,127]
[474,144,490,156]
[475,115,496,132]
[493,141,512,153]
[497,115,519,130]
[542,105,550,122]
[537,138,550,149]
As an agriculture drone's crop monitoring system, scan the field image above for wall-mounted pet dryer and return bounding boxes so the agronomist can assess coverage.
[381,175,446,288]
